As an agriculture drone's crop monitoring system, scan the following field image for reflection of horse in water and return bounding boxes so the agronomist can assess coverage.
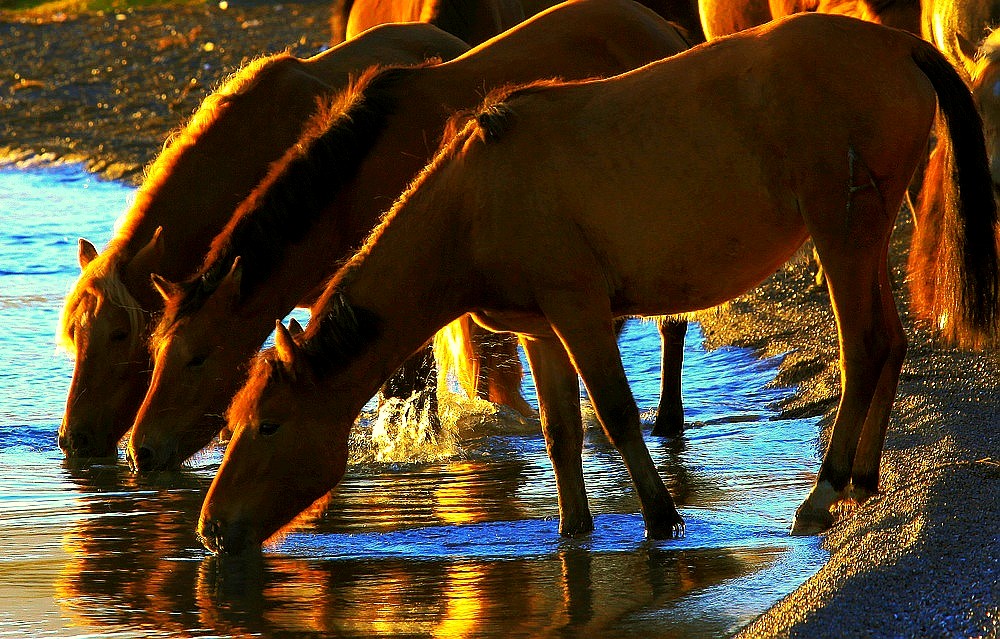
[201,13,999,554]
[128,0,693,472]
[57,23,467,460]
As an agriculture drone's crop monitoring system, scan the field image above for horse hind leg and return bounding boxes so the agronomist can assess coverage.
[542,292,683,539]
[521,334,593,536]
[849,246,907,503]
[791,153,905,535]
[652,318,687,437]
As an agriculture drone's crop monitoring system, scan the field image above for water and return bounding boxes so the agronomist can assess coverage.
[0,166,827,638]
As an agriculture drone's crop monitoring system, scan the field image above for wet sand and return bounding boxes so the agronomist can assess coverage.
[2,5,997,637]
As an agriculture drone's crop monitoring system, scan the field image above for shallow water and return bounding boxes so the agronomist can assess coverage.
[0,166,826,638]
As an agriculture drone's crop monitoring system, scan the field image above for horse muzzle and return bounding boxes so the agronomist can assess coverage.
[58,424,118,459]
[198,517,259,556]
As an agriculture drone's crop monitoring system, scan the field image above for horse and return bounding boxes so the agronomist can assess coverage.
[911,0,1000,331]
[330,0,706,44]
[699,0,921,39]
[197,13,1000,554]
[125,0,694,472]
[55,23,468,459]
[330,0,525,45]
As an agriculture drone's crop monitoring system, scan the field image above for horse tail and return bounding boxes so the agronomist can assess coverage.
[433,316,481,401]
[909,39,1000,347]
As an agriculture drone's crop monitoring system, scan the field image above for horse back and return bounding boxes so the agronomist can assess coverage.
[447,15,939,313]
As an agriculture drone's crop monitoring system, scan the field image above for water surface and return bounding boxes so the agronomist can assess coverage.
[0,166,826,638]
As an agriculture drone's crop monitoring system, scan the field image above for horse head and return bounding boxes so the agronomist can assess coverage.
[58,232,162,458]
[198,321,350,555]
[126,257,249,471]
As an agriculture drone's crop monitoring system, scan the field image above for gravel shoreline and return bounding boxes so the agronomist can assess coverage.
[3,6,997,637]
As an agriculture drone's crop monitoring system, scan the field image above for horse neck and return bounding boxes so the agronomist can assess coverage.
[322,185,473,389]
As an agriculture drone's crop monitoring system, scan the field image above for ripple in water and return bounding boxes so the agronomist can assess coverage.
[0,167,827,638]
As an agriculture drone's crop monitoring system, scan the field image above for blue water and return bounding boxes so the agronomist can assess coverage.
[0,166,826,638]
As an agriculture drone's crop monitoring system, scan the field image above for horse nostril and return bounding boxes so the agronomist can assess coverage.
[199,519,225,553]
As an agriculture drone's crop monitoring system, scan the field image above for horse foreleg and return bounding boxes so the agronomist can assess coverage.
[479,331,535,418]
[543,294,683,539]
[520,334,592,536]
[652,318,687,437]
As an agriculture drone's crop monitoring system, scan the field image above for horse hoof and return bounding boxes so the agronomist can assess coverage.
[645,511,685,540]
[790,500,834,536]
[650,414,684,437]
[849,483,878,504]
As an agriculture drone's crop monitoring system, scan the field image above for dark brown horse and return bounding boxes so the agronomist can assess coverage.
[56,23,466,459]
[127,0,693,472]
[199,13,999,553]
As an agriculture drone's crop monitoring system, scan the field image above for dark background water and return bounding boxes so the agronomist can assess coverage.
[0,166,825,638]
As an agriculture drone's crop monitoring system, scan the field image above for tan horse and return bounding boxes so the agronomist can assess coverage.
[55,23,467,459]
[911,0,1000,329]
[126,0,693,472]
[699,0,921,39]
[198,13,1000,554]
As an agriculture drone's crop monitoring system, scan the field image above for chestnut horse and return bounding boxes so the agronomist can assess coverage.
[331,0,525,45]
[126,0,693,472]
[698,0,921,39]
[911,0,1000,331]
[56,23,467,459]
[198,13,1000,554]
[331,0,706,44]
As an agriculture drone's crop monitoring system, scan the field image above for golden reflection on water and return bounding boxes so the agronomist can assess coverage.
[38,440,812,639]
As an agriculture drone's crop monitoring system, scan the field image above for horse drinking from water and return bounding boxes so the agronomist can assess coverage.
[126,0,693,472]
[198,13,999,554]
[56,23,467,459]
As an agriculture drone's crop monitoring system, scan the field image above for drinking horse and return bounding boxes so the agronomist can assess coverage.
[56,23,467,459]
[126,0,693,471]
[198,13,999,554]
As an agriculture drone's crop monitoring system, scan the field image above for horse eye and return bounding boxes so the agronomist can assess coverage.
[258,421,281,437]
[109,328,129,342]
[186,355,207,368]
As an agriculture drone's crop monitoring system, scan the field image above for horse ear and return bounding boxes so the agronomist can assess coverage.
[955,32,980,78]
[78,238,98,270]
[274,319,300,367]
[150,273,180,301]
[217,256,243,303]
[129,226,165,275]
[287,317,305,336]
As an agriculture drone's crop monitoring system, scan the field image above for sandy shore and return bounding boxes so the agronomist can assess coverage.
[3,5,997,637]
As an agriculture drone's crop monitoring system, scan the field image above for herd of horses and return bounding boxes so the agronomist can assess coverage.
[56,0,1000,555]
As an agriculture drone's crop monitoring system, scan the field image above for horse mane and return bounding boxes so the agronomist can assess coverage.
[156,63,424,339]
[230,291,380,422]
[57,252,145,355]
[119,52,297,234]
[441,78,567,144]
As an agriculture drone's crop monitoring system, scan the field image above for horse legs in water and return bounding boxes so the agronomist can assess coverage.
[380,345,440,434]
[653,318,687,436]
[613,317,687,437]
[544,291,683,539]
[521,334,593,535]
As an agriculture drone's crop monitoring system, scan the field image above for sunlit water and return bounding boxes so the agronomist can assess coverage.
[0,166,826,638]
